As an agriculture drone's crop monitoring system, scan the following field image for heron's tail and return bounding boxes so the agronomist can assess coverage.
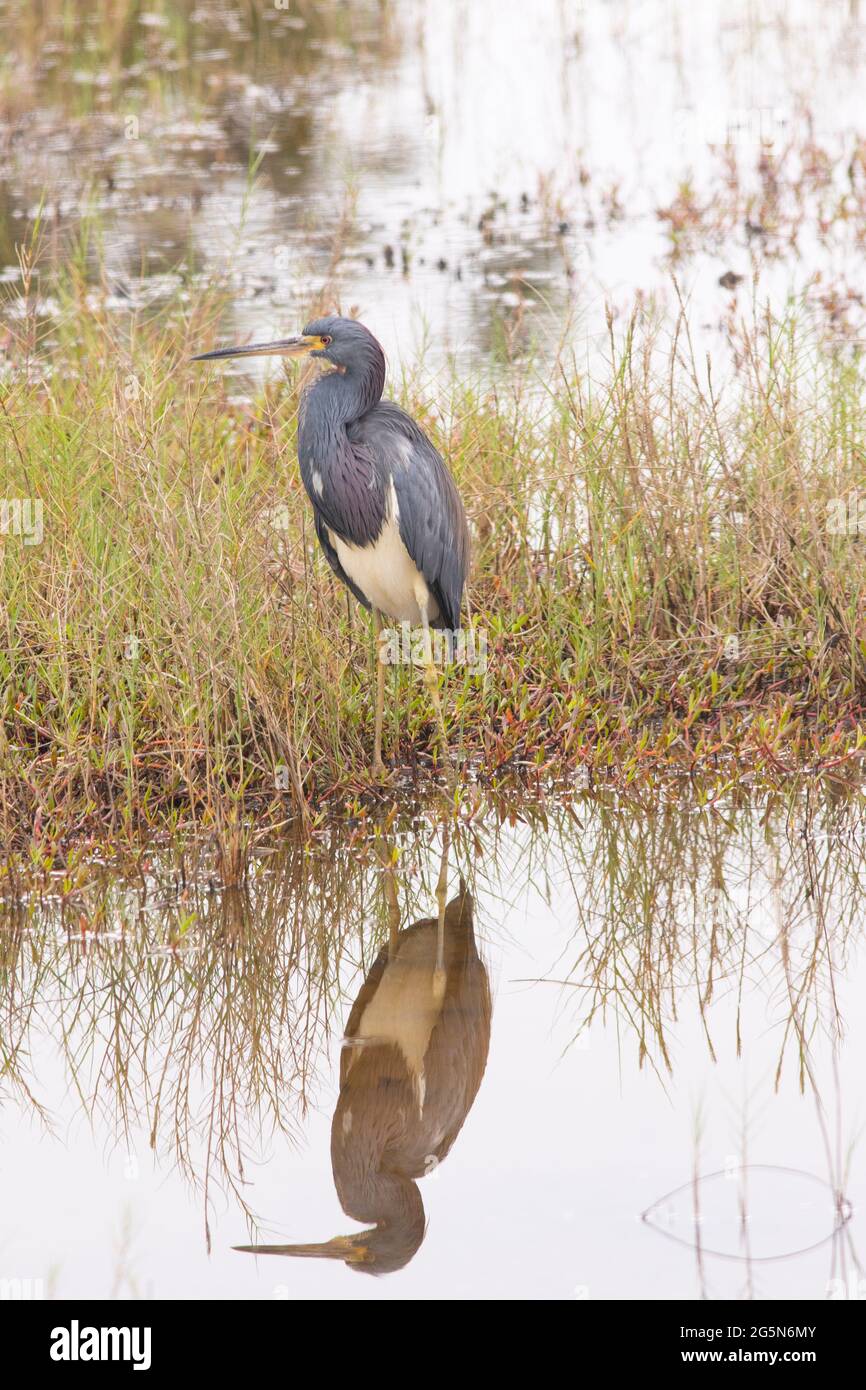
[445,882,473,933]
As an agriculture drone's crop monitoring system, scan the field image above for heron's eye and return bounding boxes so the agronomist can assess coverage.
[321,335,332,346]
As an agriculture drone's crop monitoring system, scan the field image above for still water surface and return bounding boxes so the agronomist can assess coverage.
[4,0,866,368]
[2,790,863,1300]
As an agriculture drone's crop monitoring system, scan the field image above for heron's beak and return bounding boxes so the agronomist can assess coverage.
[233,1233,372,1264]
[191,334,325,363]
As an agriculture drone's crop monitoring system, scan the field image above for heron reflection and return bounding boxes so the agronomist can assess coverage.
[236,834,491,1273]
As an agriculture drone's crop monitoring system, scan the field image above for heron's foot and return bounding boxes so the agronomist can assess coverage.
[370,756,393,782]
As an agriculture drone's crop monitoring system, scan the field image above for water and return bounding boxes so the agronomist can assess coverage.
[2,789,863,1300]
[4,0,866,373]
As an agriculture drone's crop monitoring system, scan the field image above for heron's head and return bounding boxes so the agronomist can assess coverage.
[191,314,383,378]
[234,1219,424,1276]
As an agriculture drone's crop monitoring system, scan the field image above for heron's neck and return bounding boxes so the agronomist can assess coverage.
[309,355,386,429]
[335,1158,425,1241]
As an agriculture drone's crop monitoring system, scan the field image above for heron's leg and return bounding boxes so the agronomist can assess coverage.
[372,608,387,775]
[417,596,452,775]
[383,856,401,961]
[432,819,450,1001]
[374,831,401,958]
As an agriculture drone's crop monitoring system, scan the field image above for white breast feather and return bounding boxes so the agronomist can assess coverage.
[355,926,445,1113]
[330,480,440,623]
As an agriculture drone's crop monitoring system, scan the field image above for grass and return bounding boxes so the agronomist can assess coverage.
[2,241,866,852]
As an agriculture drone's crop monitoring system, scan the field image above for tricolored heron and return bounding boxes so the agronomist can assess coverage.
[193,316,470,775]
[235,869,491,1274]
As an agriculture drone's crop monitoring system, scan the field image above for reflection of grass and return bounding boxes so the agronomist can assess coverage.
[1,790,863,1245]
[2,230,866,843]
[553,787,865,1078]
[0,805,462,1237]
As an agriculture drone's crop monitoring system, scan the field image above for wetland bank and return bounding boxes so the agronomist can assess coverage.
[1,0,866,1301]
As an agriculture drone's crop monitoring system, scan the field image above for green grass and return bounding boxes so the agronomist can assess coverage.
[2,256,866,850]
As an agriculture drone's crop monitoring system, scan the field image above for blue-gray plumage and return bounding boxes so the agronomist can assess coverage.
[193,315,469,772]
[296,317,468,633]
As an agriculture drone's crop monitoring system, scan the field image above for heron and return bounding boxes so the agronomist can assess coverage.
[192,316,470,775]
[235,869,491,1274]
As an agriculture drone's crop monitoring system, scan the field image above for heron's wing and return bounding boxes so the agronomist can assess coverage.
[348,402,469,630]
[313,510,371,613]
[426,955,492,1164]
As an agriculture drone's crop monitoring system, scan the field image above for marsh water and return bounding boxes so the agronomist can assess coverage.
[1,788,864,1300]
[4,0,866,370]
